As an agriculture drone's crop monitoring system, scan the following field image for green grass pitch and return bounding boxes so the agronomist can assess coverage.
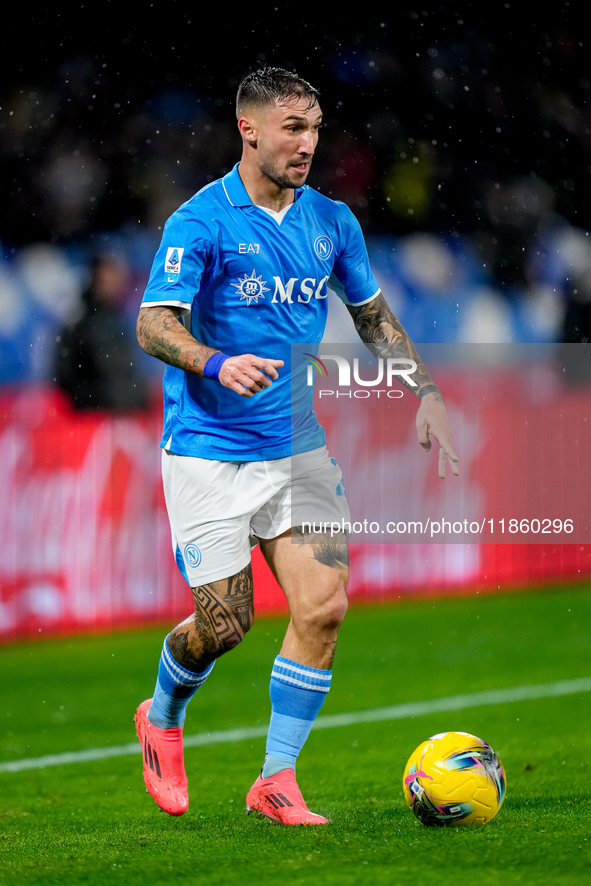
[1,583,590,885]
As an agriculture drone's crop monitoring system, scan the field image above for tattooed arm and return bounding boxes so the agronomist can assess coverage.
[347,292,459,478]
[346,292,436,395]
[137,305,213,373]
[136,304,284,398]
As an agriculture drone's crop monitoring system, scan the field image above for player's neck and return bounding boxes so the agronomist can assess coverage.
[238,162,295,213]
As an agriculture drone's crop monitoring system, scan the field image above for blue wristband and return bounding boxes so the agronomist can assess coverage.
[202,352,229,380]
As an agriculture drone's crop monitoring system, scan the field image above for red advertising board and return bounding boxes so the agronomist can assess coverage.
[0,371,589,642]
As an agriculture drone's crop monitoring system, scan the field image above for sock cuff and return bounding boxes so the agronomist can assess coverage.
[271,655,332,694]
[161,637,215,690]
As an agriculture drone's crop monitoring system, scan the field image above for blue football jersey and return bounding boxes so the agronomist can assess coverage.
[142,163,379,460]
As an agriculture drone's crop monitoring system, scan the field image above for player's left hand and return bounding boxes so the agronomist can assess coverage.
[416,392,459,479]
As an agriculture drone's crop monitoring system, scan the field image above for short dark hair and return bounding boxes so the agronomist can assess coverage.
[236,66,320,118]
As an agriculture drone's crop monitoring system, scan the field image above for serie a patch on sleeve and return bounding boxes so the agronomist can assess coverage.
[165,247,184,280]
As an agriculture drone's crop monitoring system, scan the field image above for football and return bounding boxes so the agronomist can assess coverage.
[402,731,506,827]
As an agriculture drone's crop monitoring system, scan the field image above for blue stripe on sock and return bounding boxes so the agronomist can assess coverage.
[147,637,215,729]
[274,655,333,681]
[159,640,214,695]
[271,655,332,695]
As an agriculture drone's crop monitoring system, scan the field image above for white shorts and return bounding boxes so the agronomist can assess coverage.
[161,445,350,586]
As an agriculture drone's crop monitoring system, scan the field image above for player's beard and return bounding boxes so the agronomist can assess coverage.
[259,157,311,190]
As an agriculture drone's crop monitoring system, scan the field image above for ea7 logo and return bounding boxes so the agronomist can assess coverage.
[272,276,329,304]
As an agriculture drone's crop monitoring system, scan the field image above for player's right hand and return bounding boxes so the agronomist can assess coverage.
[218,354,284,397]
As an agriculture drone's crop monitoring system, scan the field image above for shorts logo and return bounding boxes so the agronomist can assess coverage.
[165,247,184,280]
[314,236,334,261]
[231,270,270,305]
[184,543,202,568]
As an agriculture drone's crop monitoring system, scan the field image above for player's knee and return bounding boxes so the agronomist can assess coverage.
[301,588,348,636]
[324,590,348,632]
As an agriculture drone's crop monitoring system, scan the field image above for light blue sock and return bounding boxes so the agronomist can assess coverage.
[147,636,215,729]
[261,655,332,778]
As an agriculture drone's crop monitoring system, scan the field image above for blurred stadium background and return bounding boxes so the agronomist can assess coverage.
[1,3,591,641]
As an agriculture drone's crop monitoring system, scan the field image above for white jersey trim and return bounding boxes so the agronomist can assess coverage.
[328,273,380,307]
[141,299,191,315]
[222,177,235,207]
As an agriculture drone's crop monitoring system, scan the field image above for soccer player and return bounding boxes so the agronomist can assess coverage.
[134,67,459,825]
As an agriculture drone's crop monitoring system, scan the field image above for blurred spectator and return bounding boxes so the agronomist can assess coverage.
[476,176,557,294]
[555,227,591,384]
[322,129,376,226]
[54,253,149,411]
[556,227,591,344]
[382,140,437,228]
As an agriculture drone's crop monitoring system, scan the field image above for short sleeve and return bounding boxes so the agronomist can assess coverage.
[329,204,380,306]
[141,204,213,312]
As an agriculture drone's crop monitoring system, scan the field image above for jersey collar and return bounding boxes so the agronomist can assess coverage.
[222,163,305,208]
